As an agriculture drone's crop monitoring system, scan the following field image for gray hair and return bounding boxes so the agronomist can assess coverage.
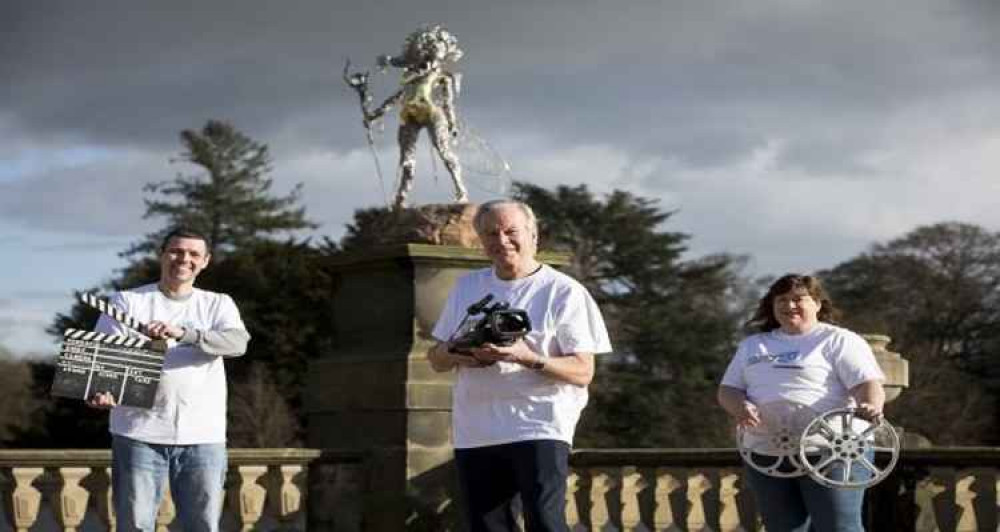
[473,200,538,237]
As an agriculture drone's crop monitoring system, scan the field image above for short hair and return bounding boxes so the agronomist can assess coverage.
[745,273,842,333]
[473,200,538,237]
[159,227,211,253]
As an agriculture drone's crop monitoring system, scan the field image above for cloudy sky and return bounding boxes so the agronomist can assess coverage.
[3,0,999,357]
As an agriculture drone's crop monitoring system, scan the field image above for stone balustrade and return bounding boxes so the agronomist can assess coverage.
[568,448,1000,532]
[1,447,997,531]
[0,449,363,532]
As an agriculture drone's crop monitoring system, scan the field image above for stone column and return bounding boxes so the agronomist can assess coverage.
[305,243,491,530]
[863,334,909,403]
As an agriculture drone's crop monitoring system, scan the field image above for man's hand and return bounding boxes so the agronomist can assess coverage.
[466,340,541,368]
[86,391,117,410]
[428,341,491,372]
[146,320,184,340]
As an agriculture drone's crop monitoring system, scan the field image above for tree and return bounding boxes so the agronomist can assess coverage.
[821,222,1000,444]
[196,238,340,444]
[514,183,751,447]
[127,119,316,257]
[0,346,44,445]
[31,120,325,448]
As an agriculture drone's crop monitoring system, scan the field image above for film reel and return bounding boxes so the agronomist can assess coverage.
[737,401,818,478]
[797,408,900,489]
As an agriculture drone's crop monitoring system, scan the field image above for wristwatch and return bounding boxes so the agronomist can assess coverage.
[529,357,546,370]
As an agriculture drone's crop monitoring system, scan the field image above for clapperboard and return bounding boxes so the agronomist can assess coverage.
[50,293,166,408]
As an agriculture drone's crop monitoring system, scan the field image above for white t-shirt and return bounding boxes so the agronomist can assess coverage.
[722,323,884,454]
[721,322,885,415]
[95,284,246,445]
[432,265,612,449]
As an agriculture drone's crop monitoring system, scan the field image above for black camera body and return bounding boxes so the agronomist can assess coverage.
[449,295,532,353]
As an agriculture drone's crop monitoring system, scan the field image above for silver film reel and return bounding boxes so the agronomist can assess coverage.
[797,408,900,489]
[737,401,818,478]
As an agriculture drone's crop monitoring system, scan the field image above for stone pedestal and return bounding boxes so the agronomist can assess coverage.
[862,334,909,403]
[305,243,490,530]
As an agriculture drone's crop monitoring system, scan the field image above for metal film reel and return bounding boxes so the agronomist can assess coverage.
[797,408,900,489]
[736,401,818,478]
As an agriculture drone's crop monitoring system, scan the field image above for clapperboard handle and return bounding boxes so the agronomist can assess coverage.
[78,292,150,336]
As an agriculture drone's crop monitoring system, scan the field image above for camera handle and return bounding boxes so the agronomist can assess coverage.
[447,293,497,349]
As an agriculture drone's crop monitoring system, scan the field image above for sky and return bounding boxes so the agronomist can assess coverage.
[3,0,1000,357]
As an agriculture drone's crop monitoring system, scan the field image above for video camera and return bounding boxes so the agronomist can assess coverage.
[448,294,532,353]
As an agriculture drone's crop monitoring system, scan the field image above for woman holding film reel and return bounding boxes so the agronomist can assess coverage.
[718,274,896,532]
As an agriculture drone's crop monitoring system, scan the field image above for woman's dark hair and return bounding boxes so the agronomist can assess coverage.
[745,273,841,333]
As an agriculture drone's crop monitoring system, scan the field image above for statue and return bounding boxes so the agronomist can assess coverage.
[345,25,469,210]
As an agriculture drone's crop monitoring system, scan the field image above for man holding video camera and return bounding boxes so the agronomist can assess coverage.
[428,199,612,532]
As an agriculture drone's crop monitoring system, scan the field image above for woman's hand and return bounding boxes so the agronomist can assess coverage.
[717,385,761,429]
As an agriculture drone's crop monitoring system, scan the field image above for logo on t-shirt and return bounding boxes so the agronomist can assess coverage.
[747,350,806,368]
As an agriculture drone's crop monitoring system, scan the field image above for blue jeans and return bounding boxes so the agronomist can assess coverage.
[112,435,227,532]
[743,454,870,532]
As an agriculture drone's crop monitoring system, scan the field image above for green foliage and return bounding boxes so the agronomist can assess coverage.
[126,119,317,257]
[514,183,749,447]
[195,238,340,443]
[33,120,323,448]
[0,348,48,446]
[821,221,1000,444]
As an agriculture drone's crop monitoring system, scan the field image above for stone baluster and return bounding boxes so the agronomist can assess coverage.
[994,474,999,532]
[269,464,306,530]
[230,465,268,531]
[565,471,582,529]
[686,472,715,532]
[3,467,44,532]
[915,467,953,532]
[588,468,616,530]
[652,468,683,532]
[958,468,998,532]
[955,471,978,532]
[155,489,176,532]
[54,467,90,532]
[718,469,748,532]
[619,467,644,531]
[84,466,115,531]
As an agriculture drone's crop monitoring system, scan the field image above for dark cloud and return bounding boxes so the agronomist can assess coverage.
[2,0,999,256]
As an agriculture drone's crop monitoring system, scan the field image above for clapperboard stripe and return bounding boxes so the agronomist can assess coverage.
[78,292,148,334]
[64,328,151,349]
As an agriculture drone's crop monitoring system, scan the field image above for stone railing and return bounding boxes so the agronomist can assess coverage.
[0,449,363,532]
[568,448,1000,532]
[1,447,997,531]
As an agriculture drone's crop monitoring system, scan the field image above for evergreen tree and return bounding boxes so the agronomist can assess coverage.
[127,119,316,257]
[34,120,322,448]
[514,183,750,447]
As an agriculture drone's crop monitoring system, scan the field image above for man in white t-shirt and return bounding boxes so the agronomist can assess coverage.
[87,228,249,532]
[428,200,612,532]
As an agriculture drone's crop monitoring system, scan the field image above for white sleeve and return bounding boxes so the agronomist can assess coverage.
[832,330,885,389]
[210,294,246,331]
[720,340,749,390]
[554,284,612,355]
